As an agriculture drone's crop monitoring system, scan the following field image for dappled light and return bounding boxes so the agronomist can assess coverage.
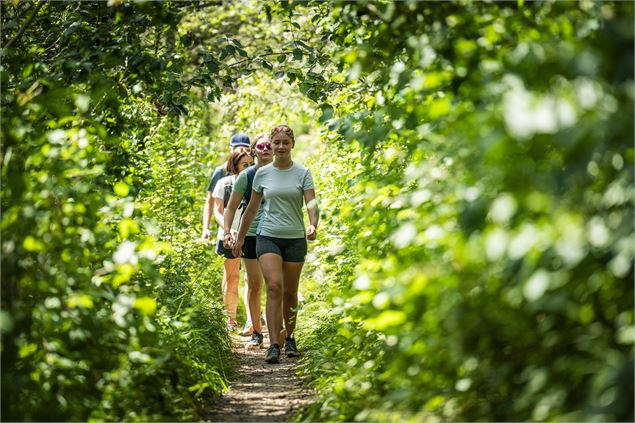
[2,1,633,422]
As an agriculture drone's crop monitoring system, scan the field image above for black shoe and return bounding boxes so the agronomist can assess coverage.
[284,337,300,358]
[265,344,280,364]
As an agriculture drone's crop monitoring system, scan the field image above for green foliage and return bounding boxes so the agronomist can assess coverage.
[2,1,327,419]
[296,1,634,422]
[1,1,237,420]
[2,1,633,422]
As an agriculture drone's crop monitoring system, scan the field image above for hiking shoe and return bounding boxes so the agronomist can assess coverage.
[284,337,300,358]
[265,344,280,364]
[226,319,238,332]
[247,331,264,349]
[240,319,253,336]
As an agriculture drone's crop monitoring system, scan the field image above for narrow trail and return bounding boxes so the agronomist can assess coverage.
[205,331,315,422]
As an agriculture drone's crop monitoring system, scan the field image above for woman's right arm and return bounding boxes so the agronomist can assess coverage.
[231,190,262,257]
[222,191,243,247]
[201,192,214,239]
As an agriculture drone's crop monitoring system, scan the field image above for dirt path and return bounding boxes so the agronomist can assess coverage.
[205,332,314,422]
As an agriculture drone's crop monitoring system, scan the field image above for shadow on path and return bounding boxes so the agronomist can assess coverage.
[205,332,314,422]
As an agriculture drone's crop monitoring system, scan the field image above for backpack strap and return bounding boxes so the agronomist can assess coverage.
[238,165,258,220]
[243,165,258,206]
[223,182,233,208]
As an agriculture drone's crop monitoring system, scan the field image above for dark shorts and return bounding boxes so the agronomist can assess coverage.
[242,236,258,260]
[256,235,307,263]
[216,240,237,259]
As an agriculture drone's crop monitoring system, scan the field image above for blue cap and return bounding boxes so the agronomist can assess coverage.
[229,132,250,148]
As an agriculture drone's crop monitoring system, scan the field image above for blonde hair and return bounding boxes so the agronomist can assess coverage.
[252,133,270,147]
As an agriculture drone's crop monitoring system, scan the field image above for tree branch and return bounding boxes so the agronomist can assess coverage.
[3,0,46,53]
[226,50,293,68]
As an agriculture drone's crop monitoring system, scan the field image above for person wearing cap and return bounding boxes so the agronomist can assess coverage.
[211,149,254,330]
[208,133,251,196]
[201,132,252,331]
[202,132,251,240]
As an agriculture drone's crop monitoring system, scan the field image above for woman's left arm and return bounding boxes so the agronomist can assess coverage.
[304,188,319,240]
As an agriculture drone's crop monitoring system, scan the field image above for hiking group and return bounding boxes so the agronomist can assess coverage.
[201,125,318,364]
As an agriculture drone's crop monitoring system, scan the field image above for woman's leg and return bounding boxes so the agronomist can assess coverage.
[240,271,252,335]
[243,272,250,319]
[258,253,284,345]
[281,261,304,337]
[222,257,241,323]
[242,258,263,334]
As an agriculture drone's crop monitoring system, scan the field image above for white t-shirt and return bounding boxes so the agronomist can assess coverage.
[212,175,241,241]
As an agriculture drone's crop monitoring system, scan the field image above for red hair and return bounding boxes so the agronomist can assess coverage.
[225,149,251,175]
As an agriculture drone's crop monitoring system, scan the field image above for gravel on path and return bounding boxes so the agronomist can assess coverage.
[205,332,314,422]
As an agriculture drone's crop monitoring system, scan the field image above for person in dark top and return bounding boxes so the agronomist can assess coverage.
[201,132,251,241]
[201,132,251,331]
[212,150,253,330]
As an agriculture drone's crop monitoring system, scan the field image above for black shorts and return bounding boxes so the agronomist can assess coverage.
[242,236,258,260]
[216,240,237,259]
[256,235,307,263]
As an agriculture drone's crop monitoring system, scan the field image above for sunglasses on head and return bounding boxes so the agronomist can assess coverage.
[255,142,272,151]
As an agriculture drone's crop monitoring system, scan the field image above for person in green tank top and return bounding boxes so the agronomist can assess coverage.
[232,125,319,364]
[222,133,276,349]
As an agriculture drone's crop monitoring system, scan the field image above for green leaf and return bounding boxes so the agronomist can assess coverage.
[292,48,303,61]
[114,181,130,197]
[67,294,94,309]
[366,310,407,331]
[277,54,286,63]
[319,103,334,122]
[0,311,13,333]
[23,236,45,252]
[22,64,33,78]
[261,60,273,70]
[134,297,157,315]
[300,82,311,94]
[428,97,450,119]
[62,21,81,38]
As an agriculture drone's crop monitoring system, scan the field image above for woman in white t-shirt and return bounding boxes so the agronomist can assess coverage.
[233,125,319,364]
[212,149,253,330]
